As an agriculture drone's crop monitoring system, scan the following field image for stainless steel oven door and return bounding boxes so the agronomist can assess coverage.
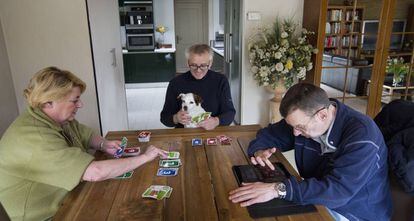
[126,33,155,50]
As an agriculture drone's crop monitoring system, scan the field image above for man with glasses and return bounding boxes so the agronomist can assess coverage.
[229,83,392,221]
[160,44,235,130]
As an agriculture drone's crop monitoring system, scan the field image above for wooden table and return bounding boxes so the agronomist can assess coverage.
[54,125,333,221]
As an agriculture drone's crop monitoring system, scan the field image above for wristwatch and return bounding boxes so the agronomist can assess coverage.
[274,182,287,199]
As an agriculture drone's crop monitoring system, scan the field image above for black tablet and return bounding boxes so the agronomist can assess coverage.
[232,162,317,218]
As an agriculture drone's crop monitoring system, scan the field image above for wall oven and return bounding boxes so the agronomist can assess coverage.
[126,26,155,50]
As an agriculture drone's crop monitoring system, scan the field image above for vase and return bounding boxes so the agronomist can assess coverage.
[265,81,287,102]
[265,81,287,124]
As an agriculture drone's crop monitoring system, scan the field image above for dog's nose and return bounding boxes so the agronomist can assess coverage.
[183,106,188,111]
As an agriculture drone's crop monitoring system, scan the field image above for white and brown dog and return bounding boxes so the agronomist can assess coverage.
[178,93,206,128]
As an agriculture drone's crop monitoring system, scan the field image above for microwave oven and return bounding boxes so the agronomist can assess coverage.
[126,26,155,50]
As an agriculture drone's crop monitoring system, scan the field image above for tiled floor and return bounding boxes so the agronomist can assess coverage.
[126,83,169,130]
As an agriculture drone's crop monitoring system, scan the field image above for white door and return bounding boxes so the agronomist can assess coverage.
[87,0,129,135]
[174,0,208,73]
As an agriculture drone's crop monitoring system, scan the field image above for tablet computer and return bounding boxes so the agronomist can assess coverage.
[232,162,317,218]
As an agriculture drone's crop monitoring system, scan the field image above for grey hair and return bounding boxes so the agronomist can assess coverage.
[185,44,213,61]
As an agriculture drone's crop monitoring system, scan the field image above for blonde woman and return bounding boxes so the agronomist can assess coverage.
[0,67,167,220]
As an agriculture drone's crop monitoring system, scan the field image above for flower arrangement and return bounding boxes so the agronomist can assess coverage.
[385,56,410,86]
[248,19,318,89]
[155,25,168,44]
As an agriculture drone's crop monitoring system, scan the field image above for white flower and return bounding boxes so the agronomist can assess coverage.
[298,67,307,79]
[263,82,269,86]
[279,47,286,53]
[307,63,313,71]
[281,32,288,38]
[282,68,289,74]
[251,66,259,73]
[312,48,319,54]
[274,52,282,59]
[275,63,284,72]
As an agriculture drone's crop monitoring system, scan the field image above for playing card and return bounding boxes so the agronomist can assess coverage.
[200,112,212,121]
[206,138,218,145]
[157,168,179,176]
[159,159,182,167]
[162,151,180,159]
[115,137,128,157]
[138,131,151,142]
[142,185,172,200]
[123,147,140,157]
[114,170,134,179]
[217,135,232,145]
[192,138,203,146]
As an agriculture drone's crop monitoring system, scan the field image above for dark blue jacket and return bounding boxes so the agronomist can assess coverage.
[160,70,236,127]
[248,99,392,221]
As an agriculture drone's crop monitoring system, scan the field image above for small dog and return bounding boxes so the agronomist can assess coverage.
[178,93,206,128]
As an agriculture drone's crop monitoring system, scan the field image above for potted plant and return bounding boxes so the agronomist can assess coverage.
[385,57,410,86]
[248,18,318,100]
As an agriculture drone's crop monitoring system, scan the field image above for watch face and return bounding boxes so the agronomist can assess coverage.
[278,183,286,192]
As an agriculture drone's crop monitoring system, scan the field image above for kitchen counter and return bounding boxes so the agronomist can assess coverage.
[122,48,176,54]
[212,47,224,57]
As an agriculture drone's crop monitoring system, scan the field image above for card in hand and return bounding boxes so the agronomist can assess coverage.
[114,170,134,179]
[159,159,182,167]
[157,168,179,176]
[115,137,128,157]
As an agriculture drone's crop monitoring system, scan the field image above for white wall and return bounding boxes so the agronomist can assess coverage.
[153,0,176,48]
[0,0,100,133]
[241,0,304,126]
[0,18,18,137]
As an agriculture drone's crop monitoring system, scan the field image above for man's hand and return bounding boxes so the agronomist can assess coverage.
[228,182,278,207]
[198,117,219,130]
[142,145,168,162]
[251,147,277,170]
[173,110,191,125]
[101,140,122,155]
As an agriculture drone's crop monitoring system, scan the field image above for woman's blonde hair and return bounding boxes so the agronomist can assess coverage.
[24,66,86,108]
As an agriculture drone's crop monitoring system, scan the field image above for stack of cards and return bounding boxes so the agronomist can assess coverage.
[142,185,173,200]
[114,137,128,158]
[157,151,181,176]
[206,137,218,145]
[138,131,151,142]
[217,135,232,145]
[191,112,212,124]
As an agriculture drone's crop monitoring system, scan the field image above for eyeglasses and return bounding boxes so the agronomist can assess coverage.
[292,106,328,132]
[188,63,209,71]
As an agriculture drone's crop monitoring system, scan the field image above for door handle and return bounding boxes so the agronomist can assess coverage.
[176,35,180,44]
[110,48,117,67]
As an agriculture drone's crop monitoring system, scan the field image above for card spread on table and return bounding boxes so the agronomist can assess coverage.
[114,170,134,179]
[159,159,182,167]
[163,151,180,159]
[157,168,179,176]
[206,138,218,145]
[123,147,140,157]
[115,137,128,157]
[217,135,232,145]
[142,185,173,200]
[192,138,203,146]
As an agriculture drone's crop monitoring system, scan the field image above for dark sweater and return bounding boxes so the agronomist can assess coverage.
[248,99,392,221]
[160,70,236,128]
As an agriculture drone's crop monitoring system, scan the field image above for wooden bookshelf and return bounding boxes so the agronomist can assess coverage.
[324,6,364,58]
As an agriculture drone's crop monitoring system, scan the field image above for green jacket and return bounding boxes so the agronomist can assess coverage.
[0,107,94,221]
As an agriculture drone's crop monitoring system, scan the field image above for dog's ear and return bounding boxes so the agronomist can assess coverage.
[177,93,185,100]
[194,94,203,105]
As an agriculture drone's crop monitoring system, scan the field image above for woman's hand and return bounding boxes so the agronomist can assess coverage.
[142,145,168,162]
